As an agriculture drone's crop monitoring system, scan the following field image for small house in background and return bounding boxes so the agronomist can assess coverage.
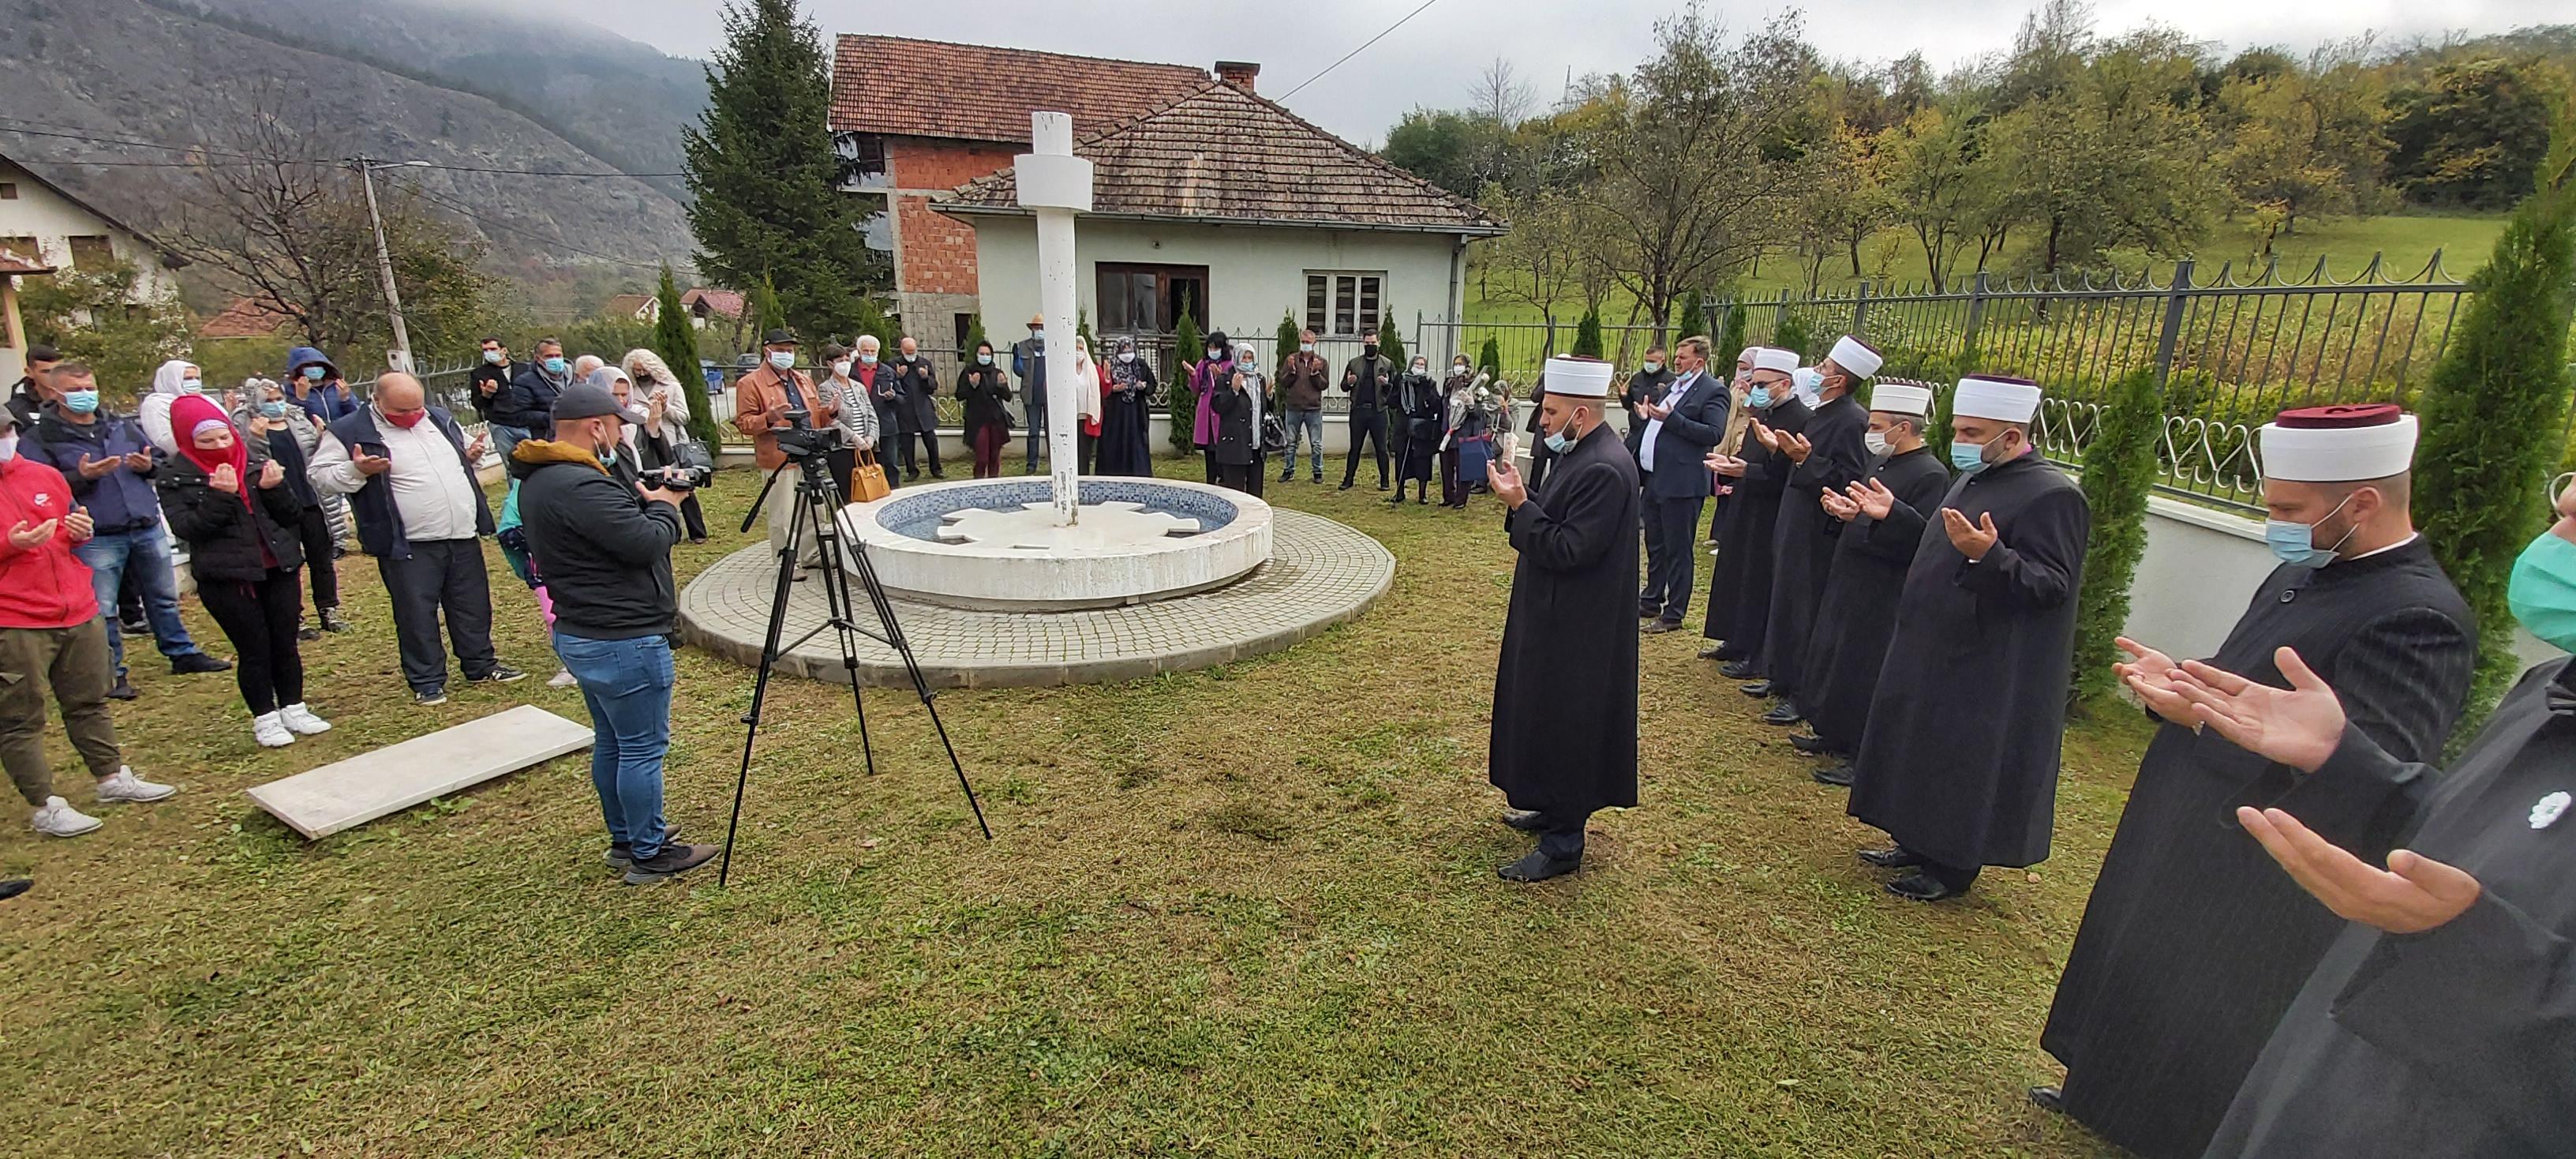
[938,75,1504,369]
[197,297,296,342]
[603,293,657,323]
[0,148,189,381]
[678,287,745,330]
[0,244,53,384]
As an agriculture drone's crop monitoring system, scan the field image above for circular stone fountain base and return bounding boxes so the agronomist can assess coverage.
[676,508,1391,688]
[850,477,1272,612]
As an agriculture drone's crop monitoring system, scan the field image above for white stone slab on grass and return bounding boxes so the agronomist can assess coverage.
[245,705,593,839]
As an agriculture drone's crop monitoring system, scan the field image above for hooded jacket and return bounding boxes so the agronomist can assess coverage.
[511,439,680,640]
[285,347,358,422]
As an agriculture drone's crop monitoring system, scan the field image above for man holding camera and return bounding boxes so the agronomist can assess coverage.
[730,329,836,569]
[515,377,715,883]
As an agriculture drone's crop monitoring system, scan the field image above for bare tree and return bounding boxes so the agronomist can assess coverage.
[1470,58,1536,129]
[167,95,380,351]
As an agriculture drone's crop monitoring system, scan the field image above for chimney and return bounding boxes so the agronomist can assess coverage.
[1215,61,1260,92]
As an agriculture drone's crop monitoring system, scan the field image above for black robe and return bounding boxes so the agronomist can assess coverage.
[1847,452,2089,868]
[1754,392,1871,698]
[1799,447,1952,753]
[2042,538,2476,1159]
[1699,397,1811,655]
[2206,659,2576,1158]
[1395,373,1443,483]
[1489,422,1641,817]
[1098,362,1157,476]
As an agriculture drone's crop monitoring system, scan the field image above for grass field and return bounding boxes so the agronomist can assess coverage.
[1466,210,2508,328]
[2,460,2153,1157]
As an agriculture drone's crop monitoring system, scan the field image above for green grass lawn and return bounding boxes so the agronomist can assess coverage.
[3,460,2151,1157]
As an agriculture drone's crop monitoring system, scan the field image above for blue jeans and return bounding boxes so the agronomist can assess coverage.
[1280,407,1324,476]
[554,631,675,860]
[1023,407,1047,473]
[74,525,200,678]
[489,424,531,464]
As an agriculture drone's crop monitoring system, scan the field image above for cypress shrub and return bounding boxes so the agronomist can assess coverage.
[650,265,722,448]
[1169,310,1203,452]
[2072,366,2166,714]
[1572,307,1604,358]
[1675,288,1706,339]
[2415,108,2576,727]
[1717,294,1747,358]
[1772,311,1814,362]
[1477,336,1503,379]
[1376,306,1406,369]
[1275,311,1301,377]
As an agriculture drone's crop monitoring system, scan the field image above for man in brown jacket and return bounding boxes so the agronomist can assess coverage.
[1275,329,1330,483]
[730,328,837,567]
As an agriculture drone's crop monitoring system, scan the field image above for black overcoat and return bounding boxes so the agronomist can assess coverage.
[1699,396,1810,652]
[1489,423,1641,816]
[1755,392,1871,696]
[1798,446,1951,752]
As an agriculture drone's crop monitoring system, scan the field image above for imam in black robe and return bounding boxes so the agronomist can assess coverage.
[1754,392,1871,700]
[2042,536,2475,1159]
[1097,360,1157,477]
[1700,396,1811,656]
[1489,422,1641,819]
[2206,658,2576,1158]
[1799,446,1952,754]
[1847,450,2089,871]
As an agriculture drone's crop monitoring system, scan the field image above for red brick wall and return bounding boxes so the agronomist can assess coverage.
[887,138,1020,298]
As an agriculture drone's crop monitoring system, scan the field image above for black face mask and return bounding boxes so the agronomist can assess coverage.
[1363,346,1380,357]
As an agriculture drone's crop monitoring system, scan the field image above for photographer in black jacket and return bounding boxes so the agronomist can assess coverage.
[513,373,714,884]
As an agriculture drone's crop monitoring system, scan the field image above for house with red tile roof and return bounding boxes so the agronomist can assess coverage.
[197,296,296,340]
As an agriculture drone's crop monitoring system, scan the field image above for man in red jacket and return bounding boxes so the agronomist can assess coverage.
[0,410,175,838]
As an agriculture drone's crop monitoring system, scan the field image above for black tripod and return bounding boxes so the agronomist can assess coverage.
[721,446,990,886]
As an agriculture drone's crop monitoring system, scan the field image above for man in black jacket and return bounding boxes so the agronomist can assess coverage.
[514,374,716,885]
[468,336,520,424]
[490,337,571,459]
[1340,339,1397,491]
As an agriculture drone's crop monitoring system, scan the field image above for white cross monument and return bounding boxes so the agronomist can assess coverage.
[1017,111,1090,524]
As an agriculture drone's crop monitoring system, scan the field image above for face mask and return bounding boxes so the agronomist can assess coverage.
[831,361,853,378]
[977,353,994,366]
[483,350,505,365]
[542,357,567,375]
[1950,439,1990,474]
[769,351,796,370]
[1454,362,1469,373]
[1544,418,1578,454]
[63,389,100,414]
[2507,531,2576,652]
[385,410,425,429]
[1363,345,1379,357]
[1747,386,1772,410]
[1643,362,1663,374]
[181,379,205,395]
[2264,492,2360,568]
[597,444,618,467]
[1032,328,1045,341]
[859,354,878,366]
[1208,349,1223,360]
[0,433,17,462]
[1413,363,1428,375]
[259,400,288,418]
[1864,431,1891,457]
[1117,351,1135,364]
[1301,343,1316,354]
[301,366,325,382]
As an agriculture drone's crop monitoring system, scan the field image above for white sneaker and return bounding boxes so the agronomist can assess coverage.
[548,668,578,689]
[32,796,100,837]
[278,703,332,735]
[94,766,176,803]
[253,713,296,748]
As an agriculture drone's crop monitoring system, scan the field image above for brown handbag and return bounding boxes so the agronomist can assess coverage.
[848,448,891,502]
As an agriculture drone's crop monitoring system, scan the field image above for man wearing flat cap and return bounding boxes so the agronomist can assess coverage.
[2036,403,2473,1158]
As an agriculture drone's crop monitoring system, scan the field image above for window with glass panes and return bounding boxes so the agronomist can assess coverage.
[1304,272,1384,337]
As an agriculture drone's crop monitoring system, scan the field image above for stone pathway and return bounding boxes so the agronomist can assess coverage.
[676,508,1392,688]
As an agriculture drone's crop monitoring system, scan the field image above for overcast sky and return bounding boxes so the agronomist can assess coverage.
[489,0,2561,144]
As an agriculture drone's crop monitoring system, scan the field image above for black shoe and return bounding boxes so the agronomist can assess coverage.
[689,535,710,545]
[320,608,354,633]
[1718,661,1758,680]
[2028,1086,2065,1113]
[1857,846,1925,869]
[107,677,139,701]
[623,842,720,885]
[0,876,28,901]
[1639,605,1663,619]
[1499,808,1547,833]
[1762,702,1803,726]
[1696,644,1728,659]
[1497,850,1580,882]
[1339,482,1354,491]
[1377,482,1390,491]
[1812,763,1855,786]
[1642,618,1684,634]
[604,825,687,868]
[1386,493,1407,506]
[118,619,149,638]
[414,688,449,707]
[470,665,527,685]
[297,624,321,642]
[1739,681,1773,698]
[1886,872,1964,902]
[170,653,233,675]
[1788,733,1837,755]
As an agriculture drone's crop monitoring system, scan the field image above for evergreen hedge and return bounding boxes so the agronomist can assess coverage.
[1169,311,1203,452]
[2415,108,2576,728]
[1376,306,1406,369]
[1717,296,1747,360]
[1772,311,1814,362]
[2072,366,2166,714]
[1573,307,1604,358]
[1478,336,1502,380]
[1275,311,1301,377]
[650,265,721,448]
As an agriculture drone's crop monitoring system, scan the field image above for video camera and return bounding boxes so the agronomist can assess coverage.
[646,463,715,492]
[772,393,846,463]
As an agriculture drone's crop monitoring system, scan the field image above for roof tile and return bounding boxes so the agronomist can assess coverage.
[831,36,1210,144]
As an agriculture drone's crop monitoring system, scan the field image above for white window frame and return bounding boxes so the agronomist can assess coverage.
[1305,271,1386,339]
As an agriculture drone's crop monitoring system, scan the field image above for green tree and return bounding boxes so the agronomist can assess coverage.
[1376,306,1406,370]
[1572,307,1604,358]
[2071,366,2164,712]
[1771,310,1813,360]
[1980,32,2222,275]
[1715,294,1747,360]
[1169,310,1203,452]
[1380,107,1490,198]
[2413,107,2576,726]
[651,265,721,448]
[2384,57,2567,209]
[1674,288,1706,339]
[682,0,884,339]
[961,314,989,365]
[1275,311,1301,377]
[21,262,190,400]
[1477,336,1503,379]
[748,274,785,336]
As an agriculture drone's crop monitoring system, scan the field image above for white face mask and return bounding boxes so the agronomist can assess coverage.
[1117,351,1136,364]
[180,378,204,394]
[768,351,796,370]
[831,361,852,378]
[1300,343,1316,354]
[1642,361,1663,374]
[0,432,17,462]
[1864,430,1891,456]
[859,354,878,366]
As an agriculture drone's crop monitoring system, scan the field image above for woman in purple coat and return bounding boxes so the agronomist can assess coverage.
[1189,331,1233,485]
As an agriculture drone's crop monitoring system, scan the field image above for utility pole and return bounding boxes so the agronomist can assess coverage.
[351,157,427,373]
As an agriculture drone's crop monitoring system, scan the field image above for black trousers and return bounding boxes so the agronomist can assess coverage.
[1536,808,1592,862]
[293,505,339,611]
[1077,431,1095,476]
[1200,444,1220,484]
[1215,460,1252,492]
[1342,407,1388,487]
[1639,494,1706,622]
[1247,451,1265,498]
[197,568,305,715]
[677,492,708,540]
[1924,857,1983,892]
[898,427,942,477]
[1440,448,1465,505]
[378,538,500,693]
[826,447,862,496]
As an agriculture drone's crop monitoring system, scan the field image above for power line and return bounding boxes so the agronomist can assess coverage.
[1279,0,1444,100]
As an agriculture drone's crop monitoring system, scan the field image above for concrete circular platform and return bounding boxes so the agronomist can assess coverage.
[676,508,1392,688]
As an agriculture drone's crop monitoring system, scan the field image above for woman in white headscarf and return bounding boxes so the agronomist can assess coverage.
[1069,335,1103,475]
[620,347,709,541]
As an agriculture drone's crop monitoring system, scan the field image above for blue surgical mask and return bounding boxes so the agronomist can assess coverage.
[1950,439,1990,474]
[1747,386,1772,410]
[859,354,878,366]
[769,351,796,370]
[1544,426,1576,453]
[2263,492,2359,568]
[543,356,568,375]
[2508,531,2576,653]
[598,445,617,467]
[63,389,100,414]
[483,349,505,365]
[258,400,288,418]
[180,379,204,394]
[976,353,994,366]
[301,366,325,382]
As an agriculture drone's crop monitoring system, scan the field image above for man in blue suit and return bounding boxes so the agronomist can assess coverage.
[1635,336,1731,632]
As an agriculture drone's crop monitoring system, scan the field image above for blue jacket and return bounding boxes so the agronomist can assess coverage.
[25,410,162,532]
[325,405,492,561]
[1638,369,1731,501]
[286,346,360,422]
[491,362,569,437]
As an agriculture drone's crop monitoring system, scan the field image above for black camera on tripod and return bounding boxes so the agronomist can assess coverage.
[646,463,715,492]
[770,400,845,463]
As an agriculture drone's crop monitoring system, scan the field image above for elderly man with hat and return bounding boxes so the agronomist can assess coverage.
[2034,403,2473,1158]
[1011,313,1051,475]
[1484,355,1640,883]
[1702,347,1807,669]
[730,328,837,568]
[1845,374,2090,902]
[1791,377,1950,783]
[1744,336,1882,719]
